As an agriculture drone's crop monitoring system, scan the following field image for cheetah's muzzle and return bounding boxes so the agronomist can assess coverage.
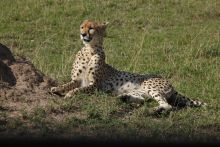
[83,36,92,42]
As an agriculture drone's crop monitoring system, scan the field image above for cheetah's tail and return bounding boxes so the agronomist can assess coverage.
[168,91,207,108]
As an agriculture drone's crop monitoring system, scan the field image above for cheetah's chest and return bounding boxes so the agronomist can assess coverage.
[73,51,93,87]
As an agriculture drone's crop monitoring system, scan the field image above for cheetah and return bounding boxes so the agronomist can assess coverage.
[51,20,206,114]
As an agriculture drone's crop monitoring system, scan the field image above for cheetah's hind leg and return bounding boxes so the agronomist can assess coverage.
[118,91,145,105]
[151,94,173,115]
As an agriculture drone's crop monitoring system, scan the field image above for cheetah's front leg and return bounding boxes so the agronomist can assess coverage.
[50,80,80,96]
[64,84,96,99]
[64,54,104,98]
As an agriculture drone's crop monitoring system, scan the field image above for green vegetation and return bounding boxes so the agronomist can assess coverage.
[0,0,220,143]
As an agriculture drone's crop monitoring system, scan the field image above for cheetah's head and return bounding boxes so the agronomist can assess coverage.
[80,20,109,46]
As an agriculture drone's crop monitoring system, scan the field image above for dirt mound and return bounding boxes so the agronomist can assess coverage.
[0,43,57,98]
[0,44,15,65]
[0,45,90,137]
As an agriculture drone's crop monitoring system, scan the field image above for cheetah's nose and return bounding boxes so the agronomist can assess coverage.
[83,36,92,42]
[81,33,86,37]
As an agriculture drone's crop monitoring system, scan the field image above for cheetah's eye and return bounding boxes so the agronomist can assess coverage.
[81,26,84,29]
[89,28,95,34]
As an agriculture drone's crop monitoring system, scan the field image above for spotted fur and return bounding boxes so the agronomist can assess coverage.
[51,20,206,114]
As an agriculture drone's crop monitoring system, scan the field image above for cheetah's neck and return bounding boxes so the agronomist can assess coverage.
[83,44,105,55]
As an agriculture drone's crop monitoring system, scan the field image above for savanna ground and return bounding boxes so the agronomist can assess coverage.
[0,0,220,145]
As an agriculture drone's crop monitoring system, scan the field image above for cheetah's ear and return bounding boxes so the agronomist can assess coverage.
[99,21,109,29]
[103,21,109,26]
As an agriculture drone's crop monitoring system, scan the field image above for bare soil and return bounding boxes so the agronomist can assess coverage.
[0,43,59,120]
[0,44,92,139]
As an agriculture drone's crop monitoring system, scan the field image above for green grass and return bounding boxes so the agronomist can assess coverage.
[0,0,220,143]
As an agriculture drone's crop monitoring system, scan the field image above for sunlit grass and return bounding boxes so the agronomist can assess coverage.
[0,0,220,142]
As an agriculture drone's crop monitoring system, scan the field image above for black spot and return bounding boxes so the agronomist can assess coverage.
[79,69,82,73]
[154,94,160,97]
[89,67,93,71]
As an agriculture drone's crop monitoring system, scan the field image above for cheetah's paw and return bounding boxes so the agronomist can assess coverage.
[150,105,172,116]
[50,87,63,96]
[51,87,58,93]
[64,90,76,99]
